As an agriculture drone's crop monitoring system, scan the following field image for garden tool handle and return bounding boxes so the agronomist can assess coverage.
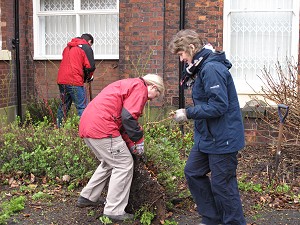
[89,82,93,101]
[278,104,289,124]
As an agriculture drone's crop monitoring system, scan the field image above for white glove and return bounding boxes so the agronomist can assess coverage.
[129,142,144,156]
[173,109,187,123]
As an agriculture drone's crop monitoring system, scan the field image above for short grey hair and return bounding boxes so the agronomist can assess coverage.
[142,74,165,95]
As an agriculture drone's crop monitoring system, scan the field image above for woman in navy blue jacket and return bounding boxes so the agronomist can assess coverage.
[169,29,246,225]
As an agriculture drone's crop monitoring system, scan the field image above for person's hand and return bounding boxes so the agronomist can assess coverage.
[173,109,187,123]
[129,142,144,156]
[86,75,94,83]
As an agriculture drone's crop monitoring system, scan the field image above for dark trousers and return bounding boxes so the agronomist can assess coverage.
[184,149,246,225]
[57,84,87,127]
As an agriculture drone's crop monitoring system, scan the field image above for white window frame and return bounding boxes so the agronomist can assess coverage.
[223,0,299,102]
[0,7,11,60]
[32,0,119,60]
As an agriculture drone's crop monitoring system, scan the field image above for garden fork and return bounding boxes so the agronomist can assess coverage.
[272,104,289,179]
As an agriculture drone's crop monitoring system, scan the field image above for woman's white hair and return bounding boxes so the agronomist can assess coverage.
[142,74,165,95]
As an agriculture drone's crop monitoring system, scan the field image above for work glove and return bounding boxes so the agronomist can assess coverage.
[129,142,144,156]
[173,109,187,123]
[86,75,94,83]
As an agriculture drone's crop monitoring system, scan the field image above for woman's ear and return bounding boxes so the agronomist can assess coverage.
[189,44,195,51]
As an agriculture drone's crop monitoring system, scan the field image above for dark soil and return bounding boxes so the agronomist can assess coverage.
[2,145,300,225]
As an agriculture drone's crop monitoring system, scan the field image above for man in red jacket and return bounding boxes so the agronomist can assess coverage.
[56,33,96,127]
[76,74,165,221]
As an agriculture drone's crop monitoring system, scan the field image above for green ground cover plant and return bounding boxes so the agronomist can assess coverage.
[0,109,194,224]
[0,196,26,224]
[144,123,193,195]
[0,101,298,224]
[0,112,98,185]
[0,105,194,194]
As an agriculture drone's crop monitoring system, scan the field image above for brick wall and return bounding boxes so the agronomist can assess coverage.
[0,0,36,109]
[244,117,277,145]
[0,0,120,107]
[163,0,224,106]
[0,0,16,108]
[0,0,13,109]
[119,0,165,79]
[119,0,166,107]
[33,60,120,100]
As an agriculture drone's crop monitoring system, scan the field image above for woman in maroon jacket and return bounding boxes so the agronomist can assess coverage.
[76,74,164,221]
[56,33,96,128]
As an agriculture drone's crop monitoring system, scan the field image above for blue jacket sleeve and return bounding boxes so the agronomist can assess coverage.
[186,63,229,119]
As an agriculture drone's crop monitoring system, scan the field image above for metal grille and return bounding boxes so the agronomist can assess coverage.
[81,0,117,10]
[43,16,76,55]
[41,0,74,11]
[80,14,119,55]
[35,0,119,59]
[226,0,297,92]
[230,12,292,82]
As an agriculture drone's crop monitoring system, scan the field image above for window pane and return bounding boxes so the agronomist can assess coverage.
[81,0,117,10]
[40,0,74,11]
[40,15,76,55]
[80,14,119,56]
[229,11,293,83]
[34,0,119,59]
[230,0,293,10]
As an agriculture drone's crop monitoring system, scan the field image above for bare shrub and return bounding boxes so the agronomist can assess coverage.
[252,58,300,144]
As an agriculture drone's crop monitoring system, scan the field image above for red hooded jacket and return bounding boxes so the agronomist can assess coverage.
[79,78,147,147]
[57,38,95,86]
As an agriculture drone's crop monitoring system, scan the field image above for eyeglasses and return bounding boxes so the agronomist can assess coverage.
[153,86,161,96]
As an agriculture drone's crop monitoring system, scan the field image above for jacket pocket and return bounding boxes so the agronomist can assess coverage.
[207,115,229,142]
[195,120,213,140]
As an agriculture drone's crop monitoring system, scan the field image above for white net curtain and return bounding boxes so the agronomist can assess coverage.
[36,0,119,59]
[226,0,297,91]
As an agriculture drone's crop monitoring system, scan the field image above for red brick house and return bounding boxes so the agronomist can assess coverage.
[0,0,299,143]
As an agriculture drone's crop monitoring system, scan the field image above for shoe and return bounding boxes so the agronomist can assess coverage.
[76,195,105,208]
[103,212,134,221]
[198,224,222,225]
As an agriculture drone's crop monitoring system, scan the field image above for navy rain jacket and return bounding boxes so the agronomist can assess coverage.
[186,51,245,154]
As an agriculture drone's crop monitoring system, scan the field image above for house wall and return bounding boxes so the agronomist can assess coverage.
[119,0,166,107]
[163,0,224,106]
[33,60,120,100]
[0,0,16,110]
[0,0,299,145]
[0,0,120,112]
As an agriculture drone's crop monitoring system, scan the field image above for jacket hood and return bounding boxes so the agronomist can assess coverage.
[205,51,232,70]
[67,37,89,47]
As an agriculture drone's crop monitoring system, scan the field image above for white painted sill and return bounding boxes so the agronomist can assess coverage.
[0,50,12,60]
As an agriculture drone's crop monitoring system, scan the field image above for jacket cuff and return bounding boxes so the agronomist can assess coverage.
[134,137,144,144]
[185,107,190,119]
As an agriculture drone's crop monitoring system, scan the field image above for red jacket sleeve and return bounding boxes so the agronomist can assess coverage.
[121,82,148,143]
[121,130,144,149]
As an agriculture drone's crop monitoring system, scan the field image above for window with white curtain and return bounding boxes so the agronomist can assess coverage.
[33,0,119,60]
[223,0,299,94]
